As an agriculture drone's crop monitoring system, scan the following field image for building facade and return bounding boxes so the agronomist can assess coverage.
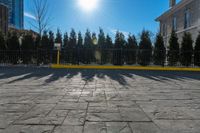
[156,0,200,47]
[0,4,8,34]
[0,0,24,29]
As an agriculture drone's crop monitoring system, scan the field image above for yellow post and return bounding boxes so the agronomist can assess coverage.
[57,50,60,65]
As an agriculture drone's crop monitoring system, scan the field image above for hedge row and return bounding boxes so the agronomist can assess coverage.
[0,29,200,66]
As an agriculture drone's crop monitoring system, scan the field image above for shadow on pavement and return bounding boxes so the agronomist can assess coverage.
[0,66,200,85]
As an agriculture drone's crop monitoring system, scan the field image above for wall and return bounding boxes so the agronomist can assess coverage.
[160,0,200,47]
[0,4,8,34]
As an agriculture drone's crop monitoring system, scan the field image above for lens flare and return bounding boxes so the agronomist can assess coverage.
[77,0,99,12]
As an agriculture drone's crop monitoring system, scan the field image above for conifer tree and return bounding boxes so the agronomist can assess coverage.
[91,33,97,62]
[63,32,69,63]
[125,34,138,65]
[153,33,166,66]
[49,31,54,50]
[168,30,179,66]
[92,33,97,50]
[138,30,152,66]
[21,34,34,64]
[84,30,92,45]
[48,31,54,63]
[113,31,125,65]
[105,34,113,64]
[63,32,69,49]
[7,32,20,64]
[77,32,83,64]
[69,29,76,48]
[92,33,97,45]
[35,35,41,65]
[180,32,193,66]
[39,31,49,64]
[84,29,93,64]
[55,29,62,44]
[0,31,6,50]
[7,32,20,51]
[0,31,6,63]
[69,29,77,64]
[35,35,41,50]
[98,28,105,48]
[194,32,200,66]
[97,29,106,64]
[77,32,83,47]
[41,31,49,49]
[105,34,113,49]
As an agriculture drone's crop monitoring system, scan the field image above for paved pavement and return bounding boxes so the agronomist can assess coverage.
[0,67,200,133]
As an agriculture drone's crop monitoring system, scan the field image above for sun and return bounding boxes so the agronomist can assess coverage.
[77,0,100,12]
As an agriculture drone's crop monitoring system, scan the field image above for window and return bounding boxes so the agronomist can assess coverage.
[162,23,167,36]
[184,9,191,29]
[172,17,177,31]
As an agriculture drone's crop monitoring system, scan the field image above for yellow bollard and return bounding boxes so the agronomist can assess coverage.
[57,50,60,65]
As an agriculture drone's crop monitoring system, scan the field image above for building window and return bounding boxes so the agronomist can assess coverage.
[162,23,167,36]
[172,17,177,31]
[184,9,191,29]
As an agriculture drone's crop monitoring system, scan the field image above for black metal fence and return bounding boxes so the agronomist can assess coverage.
[0,50,57,65]
[0,49,200,67]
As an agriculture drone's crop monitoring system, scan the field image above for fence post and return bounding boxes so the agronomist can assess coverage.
[57,50,60,65]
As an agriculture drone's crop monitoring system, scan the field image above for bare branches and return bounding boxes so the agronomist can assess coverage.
[31,0,51,36]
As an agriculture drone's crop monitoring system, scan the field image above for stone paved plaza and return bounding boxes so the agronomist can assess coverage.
[0,67,200,133]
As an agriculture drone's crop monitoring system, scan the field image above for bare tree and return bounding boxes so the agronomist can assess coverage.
[31,0,51,36]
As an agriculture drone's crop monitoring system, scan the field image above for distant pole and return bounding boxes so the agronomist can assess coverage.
[55,43,61,65]
[57,50,60,65]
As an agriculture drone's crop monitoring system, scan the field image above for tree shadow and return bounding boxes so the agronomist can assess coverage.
[97,70,130,85]
[128,70,200,82]
[80,69,96,82]
[0,67,200,86]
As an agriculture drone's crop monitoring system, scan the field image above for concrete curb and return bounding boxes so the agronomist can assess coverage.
[51,64,200,72]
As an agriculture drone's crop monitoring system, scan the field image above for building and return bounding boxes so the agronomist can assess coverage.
[0,0,24,29]
[156,0,200,47]
[0,4,8,34]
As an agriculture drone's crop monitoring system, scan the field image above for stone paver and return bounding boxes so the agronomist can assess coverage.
[54,126,83,133]
[0,67,200,133]
[1,125,54,133]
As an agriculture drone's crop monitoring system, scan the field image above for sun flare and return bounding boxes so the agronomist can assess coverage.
[77,0,99,12]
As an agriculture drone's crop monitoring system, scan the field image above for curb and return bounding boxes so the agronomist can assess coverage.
[50,64,200,72]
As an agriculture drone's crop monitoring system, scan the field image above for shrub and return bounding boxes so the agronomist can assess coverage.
[194,32,200,66]
[153,33,166,66]
[168,30,179,66]
[180,32,193,66]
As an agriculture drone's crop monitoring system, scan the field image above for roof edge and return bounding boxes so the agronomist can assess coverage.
[156,0,194,22]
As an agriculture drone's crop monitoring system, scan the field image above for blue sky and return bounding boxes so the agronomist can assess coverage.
[24,0,173,38]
